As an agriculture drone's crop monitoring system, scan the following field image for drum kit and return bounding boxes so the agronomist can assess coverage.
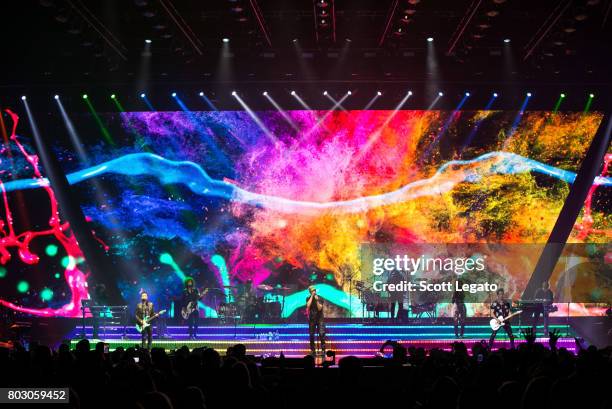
[209,283,291,323]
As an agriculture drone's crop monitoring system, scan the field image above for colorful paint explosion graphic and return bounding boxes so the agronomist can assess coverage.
[0,109,609,317]
[0,109,90,317]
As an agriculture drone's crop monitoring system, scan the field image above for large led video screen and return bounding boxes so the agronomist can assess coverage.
[0,108,608,318]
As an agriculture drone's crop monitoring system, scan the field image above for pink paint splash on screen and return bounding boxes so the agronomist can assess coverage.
[0,109,90,317]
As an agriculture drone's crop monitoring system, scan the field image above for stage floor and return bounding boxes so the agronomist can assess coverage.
[70,322,578,357]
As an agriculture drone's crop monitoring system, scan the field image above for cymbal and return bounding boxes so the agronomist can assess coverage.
[257,284,274,291]
[273,286,291,291]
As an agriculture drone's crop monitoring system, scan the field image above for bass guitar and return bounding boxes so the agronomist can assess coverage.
[490,310,522,331]
[136,309,166,333]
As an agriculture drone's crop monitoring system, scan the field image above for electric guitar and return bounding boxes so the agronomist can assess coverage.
[181,288,209,320]
[136,309,166,333]
[490,310,522,331]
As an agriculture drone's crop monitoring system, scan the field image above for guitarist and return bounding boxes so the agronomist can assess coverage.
[489,288,515,349]
[135,291,155,350]
[182,279,200,339]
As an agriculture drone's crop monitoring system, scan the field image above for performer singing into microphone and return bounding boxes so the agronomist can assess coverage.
[135,291,155,350]
[489,288,515,349]
[306,286,326,355]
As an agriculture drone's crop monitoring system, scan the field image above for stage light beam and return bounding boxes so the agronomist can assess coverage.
[55,94,89,164]
[364,91,382,110]
[357,91,413,158]
[198,92,218,111]
[291,91,314,111]
[264,92,299,132]
[232,93,277,143]
[584,93,595,113]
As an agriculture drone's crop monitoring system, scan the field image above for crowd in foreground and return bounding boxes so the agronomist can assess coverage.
[0,331,610,409]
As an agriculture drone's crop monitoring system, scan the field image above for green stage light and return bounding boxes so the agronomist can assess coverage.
[0,267,6,278]
[111,94,116,99]
[54,273,61,279]
[45,244,59,257]
[560,93,565,98]
[159,252,174,265]
[17,281,29,293]
[589,93,594,98]
[82,94,88,99]
[40,287,53,301]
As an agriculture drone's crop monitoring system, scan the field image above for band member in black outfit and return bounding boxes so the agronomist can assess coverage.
[388,271,405,321]
[489,288,515,349]
[306,286,326,355]
[532,281,554,335]
[182,279,200,339]
[135,291,155,350]
[452,283,466,338]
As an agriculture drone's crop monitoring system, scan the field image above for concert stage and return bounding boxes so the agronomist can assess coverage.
[70,322,579,357]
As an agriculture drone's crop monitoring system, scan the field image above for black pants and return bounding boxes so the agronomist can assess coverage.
[454,303,466,337]
[187,310,199,338]
[141,326,152,349]
[309,313,326,353]
[489,322,515,349]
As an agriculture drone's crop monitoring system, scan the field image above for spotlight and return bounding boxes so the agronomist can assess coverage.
[110,94,116,99]
[526,92,532,97]
[140,93,146,98]
[171,92,177,97]
[438,91,444,96]
[493,92,498,97]
[427,37,434,42]
[54,94,59,100]
[222,38,230,43]
[263,91,268,96]
[560,93,566,98]
[589,93,594,98]
[345,38,351,42]
[503,38,511,43]
[408,90,413,96]
[145,39,152,44]
[377,91,382,96]
[292,38,298,43]
[82,94,88,99]
[231,91,237,96]
[465,92,470,96]
[199,91,204,96]
[290,90,296,95]
[21,95,26,101]
[323,90,328,95]
[347,90,352,95]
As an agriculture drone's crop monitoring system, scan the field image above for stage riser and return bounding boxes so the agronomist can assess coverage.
[73,325,573,341]
[69,338,578,356]
[70,323,578,357]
